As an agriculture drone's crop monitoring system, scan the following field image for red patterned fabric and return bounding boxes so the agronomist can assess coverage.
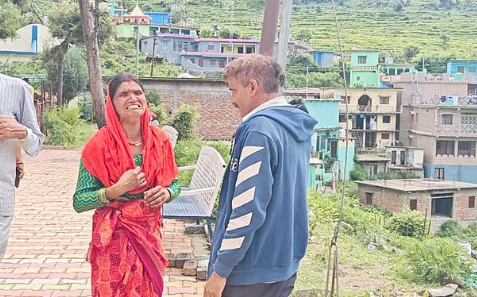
[88,200,167,296]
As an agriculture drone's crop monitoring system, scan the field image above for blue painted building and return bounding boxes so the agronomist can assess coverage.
[284,91,355,188]
[145,12,171,25]
[447,60,477,80]
[309,50,334,67]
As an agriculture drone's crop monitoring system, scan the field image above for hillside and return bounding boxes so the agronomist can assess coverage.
[30,0,477,59]
[131,0,477,59]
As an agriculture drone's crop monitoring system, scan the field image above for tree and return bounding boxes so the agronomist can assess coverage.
[0,1,23,40]
[296,29,313,43]
[47,0,83,106]
[404,46,420,61]
[43,47,88,103]
[198,27,213,38]
[78,0,106,128]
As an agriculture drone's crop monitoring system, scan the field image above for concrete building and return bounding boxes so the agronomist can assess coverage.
[447,60,477,81]
[357,179,477,232]
[392,72,477,184]
[0,24,53,62]
[140,34,295,72]
[336,88,400,152]
[349,49,416,88]
[386,146,424,178]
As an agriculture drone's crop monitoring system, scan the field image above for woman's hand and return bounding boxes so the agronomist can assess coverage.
[116,166,147,193]
[144,186,171,208]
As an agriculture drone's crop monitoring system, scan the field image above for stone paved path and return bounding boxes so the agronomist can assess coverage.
[0,149,205,297]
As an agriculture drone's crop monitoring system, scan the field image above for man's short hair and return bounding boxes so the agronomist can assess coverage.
[223,54,285,94]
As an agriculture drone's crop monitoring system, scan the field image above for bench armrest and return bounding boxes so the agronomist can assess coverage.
[179,187,215,196]
[179,165,197,170]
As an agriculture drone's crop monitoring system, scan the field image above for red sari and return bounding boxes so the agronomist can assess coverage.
[82,83,178,296]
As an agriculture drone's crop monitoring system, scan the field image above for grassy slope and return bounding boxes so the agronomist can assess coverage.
[34,0,477,58]
[162,0,477,59]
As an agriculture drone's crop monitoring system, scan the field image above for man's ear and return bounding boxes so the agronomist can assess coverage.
[249,79,259,96]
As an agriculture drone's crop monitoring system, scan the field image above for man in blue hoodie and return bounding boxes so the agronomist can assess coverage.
[204,54,317,297]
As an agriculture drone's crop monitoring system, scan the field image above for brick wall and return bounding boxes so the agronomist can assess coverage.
[140,78,240,140]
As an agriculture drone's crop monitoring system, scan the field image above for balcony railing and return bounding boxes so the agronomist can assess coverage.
[437,123,477,136]
[339,104,400,113]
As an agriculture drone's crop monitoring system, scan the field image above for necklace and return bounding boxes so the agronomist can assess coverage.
[128,140,143,147]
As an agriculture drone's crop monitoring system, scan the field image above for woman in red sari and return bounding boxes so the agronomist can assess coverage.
[73,73,180,296]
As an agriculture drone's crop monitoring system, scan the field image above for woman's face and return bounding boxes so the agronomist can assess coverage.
[112,81,147,121]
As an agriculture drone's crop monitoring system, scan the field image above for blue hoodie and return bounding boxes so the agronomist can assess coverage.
[208,104,317,285]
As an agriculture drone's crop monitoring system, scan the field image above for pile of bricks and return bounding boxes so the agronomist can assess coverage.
[167,254,209,281]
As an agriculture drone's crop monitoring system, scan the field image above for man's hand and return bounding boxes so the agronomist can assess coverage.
[0,116,27,140]
[16,162,25,179]
[203,272,226,297]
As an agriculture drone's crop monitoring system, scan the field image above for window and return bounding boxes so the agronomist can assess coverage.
[320,134,326,151]
[382,116,391,123]
[373,165,378,175]
[366,192,373,205]
[316,136,321,151]
[198,59,204,67]
[190,58,196,64]
[458,66,465,74]
[357,76,360,81]
[389,68,396,75]
[380,96,390,104]
[431,193,453,217]
[238,47,244,54]
[246,47,254,54]
[358,56,367,64]
[207,43,214,51]
[410,199,417,211]
[381,133,390,140]
[340,95,351,103]
[219,60,226,68]
[442,114,453,125]
[458,141,476,156]
[397,69,403,75]
[330,141,338,158]
[436,140,455,155]
[435,168,445,179]
[470,67,476,73]
[182,42,189,51]
[210,60,217,66]
[339,115,346,123]
[469,196,475,208]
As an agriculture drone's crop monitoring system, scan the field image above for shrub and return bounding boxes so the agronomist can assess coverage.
[404,237,469,284]
[386,208,425,238]
[148,105,168,125]
[350,164,367,181]
[168,105,197,140]
[42,106,85,148]
[146,89,160,106]
[439,220,464,238]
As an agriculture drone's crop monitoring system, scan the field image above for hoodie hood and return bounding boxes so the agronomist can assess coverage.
[245,105,317,143]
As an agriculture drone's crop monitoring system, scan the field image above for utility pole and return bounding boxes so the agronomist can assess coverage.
[259,0,280,56]
[135,21,140,77]
[277,0,292,69]
[150,32,158,77]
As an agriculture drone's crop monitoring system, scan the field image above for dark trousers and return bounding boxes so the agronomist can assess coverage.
[222,273,297,297]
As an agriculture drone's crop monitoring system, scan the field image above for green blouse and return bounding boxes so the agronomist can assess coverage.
[73,154,181,213]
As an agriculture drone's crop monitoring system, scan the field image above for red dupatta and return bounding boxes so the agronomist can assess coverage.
[81,82,178,296]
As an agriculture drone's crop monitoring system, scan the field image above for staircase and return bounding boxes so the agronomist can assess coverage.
[352,131,362,149]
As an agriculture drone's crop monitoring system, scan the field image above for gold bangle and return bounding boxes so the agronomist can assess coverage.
[98,188,109,204]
